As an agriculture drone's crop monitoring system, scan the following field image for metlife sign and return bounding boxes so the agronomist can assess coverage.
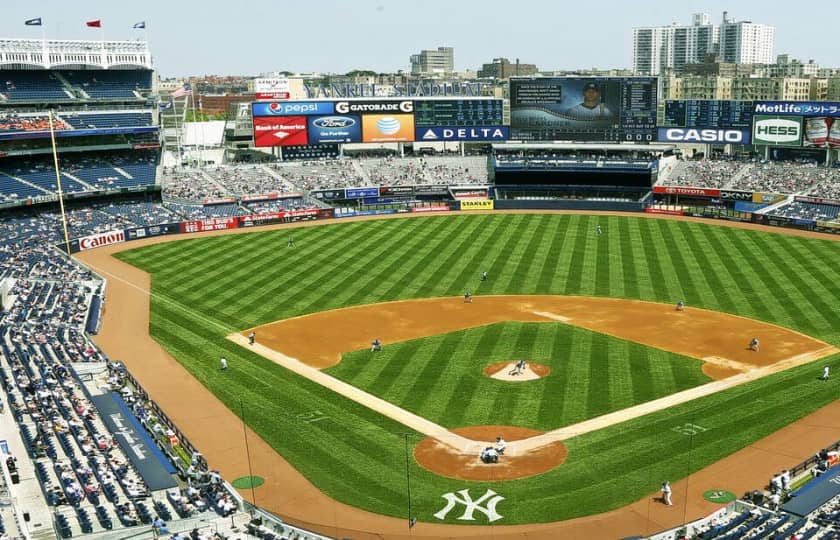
[252,101,335,117]
[657,128,750,144]
[415,126,509,142]
[754,101,840,117]
[753,115,803,147]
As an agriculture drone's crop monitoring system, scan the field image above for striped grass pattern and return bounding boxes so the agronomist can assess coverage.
[117,214,840,524]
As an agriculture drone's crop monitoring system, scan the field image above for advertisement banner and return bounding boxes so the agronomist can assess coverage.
[804,117,831,146]
[411,206,450,213]
[345,187,380,199]
[719,190,753,201]
[753,192,786,204]
[240,192,304,202]
[734,201,769,213]
[414,185,449,195]
[653,186,721,197]
[307,115,362,144]
[795,196,840,207]
[754,101,840,116]
[656,127,750,144]
[460,199,494,211]
[753,115,803,147]
[379,186,414,196]
[180,217,238,233]
[335,100,414,114]
[644,208,685,216]
[817,221,840,231]
[414,126,509,142]
[253,116,308,147]
[238,208,333,227]
[78,230,126,251]
[124,223,180,241]
[362,114,415,143]
[312,189,346,200]
[452,188,489,199]
[254,78,290,100]
[252,101,334,117]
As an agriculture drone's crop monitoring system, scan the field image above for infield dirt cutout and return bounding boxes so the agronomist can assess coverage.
[484,361,550,381]
[230,295,837,473]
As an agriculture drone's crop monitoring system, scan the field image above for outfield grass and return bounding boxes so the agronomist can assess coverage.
[116,214,840,524]
[328,322,711,431]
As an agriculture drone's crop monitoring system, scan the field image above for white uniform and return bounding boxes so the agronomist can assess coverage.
[662,482,672,505]
[496,438,507,454]
[220,357,228,370]
[823,366,830,380]
[566,102,613,121]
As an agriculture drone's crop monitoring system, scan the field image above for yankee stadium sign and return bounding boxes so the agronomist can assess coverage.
[304,81,483,98]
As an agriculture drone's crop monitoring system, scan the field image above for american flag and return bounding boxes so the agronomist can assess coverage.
[171,83,192,98]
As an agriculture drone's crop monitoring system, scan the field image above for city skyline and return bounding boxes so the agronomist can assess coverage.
[0,0,838,77]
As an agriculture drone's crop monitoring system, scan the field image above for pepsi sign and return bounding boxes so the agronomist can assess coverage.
[657,128,750,144]
[252,101,334,117]
[415,126,509,142]
[307,115,362,144]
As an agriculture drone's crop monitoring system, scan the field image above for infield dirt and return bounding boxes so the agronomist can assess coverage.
[76,213,840,540]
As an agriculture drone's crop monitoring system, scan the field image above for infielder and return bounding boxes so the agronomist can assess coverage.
[371,339,382,352]
[464,291,473,303]
[749,337,760,352]
[248,331,256,345]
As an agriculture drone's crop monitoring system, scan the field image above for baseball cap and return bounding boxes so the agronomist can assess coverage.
[583,82,599,91]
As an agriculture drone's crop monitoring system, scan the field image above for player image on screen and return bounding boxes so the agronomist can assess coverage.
[565,82,614,121]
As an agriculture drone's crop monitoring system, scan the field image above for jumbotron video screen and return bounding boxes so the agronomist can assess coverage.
[510,77,657,142]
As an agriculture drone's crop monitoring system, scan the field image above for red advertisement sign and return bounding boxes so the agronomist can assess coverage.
[452,189,489,199]
[240,192,305,202]
[202,197,237,205]
[653,186,721,197]
[411,206,451,213]
[645,208,685,216]
[253,116,308,147]
[256,92,290,100]
[78,230,126,251]
[180,217,238,233]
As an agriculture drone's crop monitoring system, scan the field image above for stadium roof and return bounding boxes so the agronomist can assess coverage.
[492,143,675,152]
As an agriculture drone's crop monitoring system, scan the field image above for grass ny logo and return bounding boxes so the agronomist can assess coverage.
[433,489,505,522]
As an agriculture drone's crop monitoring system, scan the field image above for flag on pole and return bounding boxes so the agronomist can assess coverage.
[133,21,146,29]
[171,83,192,99]
[25,17,42,26]
[86,20,102,28]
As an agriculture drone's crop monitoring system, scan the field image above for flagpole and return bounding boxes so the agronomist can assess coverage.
[48,111,72,256]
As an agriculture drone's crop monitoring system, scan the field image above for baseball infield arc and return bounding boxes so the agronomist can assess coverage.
[75,212,840,540]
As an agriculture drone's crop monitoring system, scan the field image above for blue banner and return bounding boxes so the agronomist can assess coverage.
[657,127,751,144]
[345,187,380,199]
[307,115,362,144]
[414,126,509,142]
[734,201,768,213]
[91,394,178,491]
[783,466,840,516]
[0,126,158,141]
[754,101,840,117]
[252,101,334,117]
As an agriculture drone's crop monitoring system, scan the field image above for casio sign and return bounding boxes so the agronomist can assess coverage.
[754,118,801,143]
[662,128,745,143]
[313,116,356,128]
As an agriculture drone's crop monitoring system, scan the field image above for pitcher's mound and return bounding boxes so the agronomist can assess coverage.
[484,361,550,381]
[414,425,567,481]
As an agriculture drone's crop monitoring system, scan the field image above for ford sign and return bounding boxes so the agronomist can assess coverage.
[312,116,357,128]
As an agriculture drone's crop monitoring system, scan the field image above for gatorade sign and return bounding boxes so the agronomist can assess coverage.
[753,116,802,146]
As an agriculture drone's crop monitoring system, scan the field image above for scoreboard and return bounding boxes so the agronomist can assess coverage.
[413,99,504,127]
[664,100,754,128]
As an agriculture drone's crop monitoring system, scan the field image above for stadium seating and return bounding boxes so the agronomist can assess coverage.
[0,70,74,102]
[59,112,152,129]
[59,70,152,100]
[770,201,840,222]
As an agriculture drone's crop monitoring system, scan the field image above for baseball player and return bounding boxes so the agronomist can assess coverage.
[596,224,602,236]
[821,365,830,380]
[661,481,673,506]
[495,436,507,455]
[248,331,256,345]
[371,339,382,352]
[676,300,685,311]
[749,337,760,352]
[509,359,526,376]
[219,357,228,370]
[464,291,473,303]
[287,236,295,248]
[481,271,488,282]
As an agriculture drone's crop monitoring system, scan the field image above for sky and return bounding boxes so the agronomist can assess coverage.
[1,0,838,77]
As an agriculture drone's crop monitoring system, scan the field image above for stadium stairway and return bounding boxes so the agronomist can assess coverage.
[722,163,753,189]
[61,172,95,191]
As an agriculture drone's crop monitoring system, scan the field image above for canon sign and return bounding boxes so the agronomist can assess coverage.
[79,230,125,251]
[658,128,749,144]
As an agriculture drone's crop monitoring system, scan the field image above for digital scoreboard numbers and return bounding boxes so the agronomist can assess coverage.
[664,100,754,128]
[413,99,504,127]
[620,79,658,142]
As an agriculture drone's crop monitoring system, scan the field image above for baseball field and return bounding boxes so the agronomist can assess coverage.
[101,213,840,530]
